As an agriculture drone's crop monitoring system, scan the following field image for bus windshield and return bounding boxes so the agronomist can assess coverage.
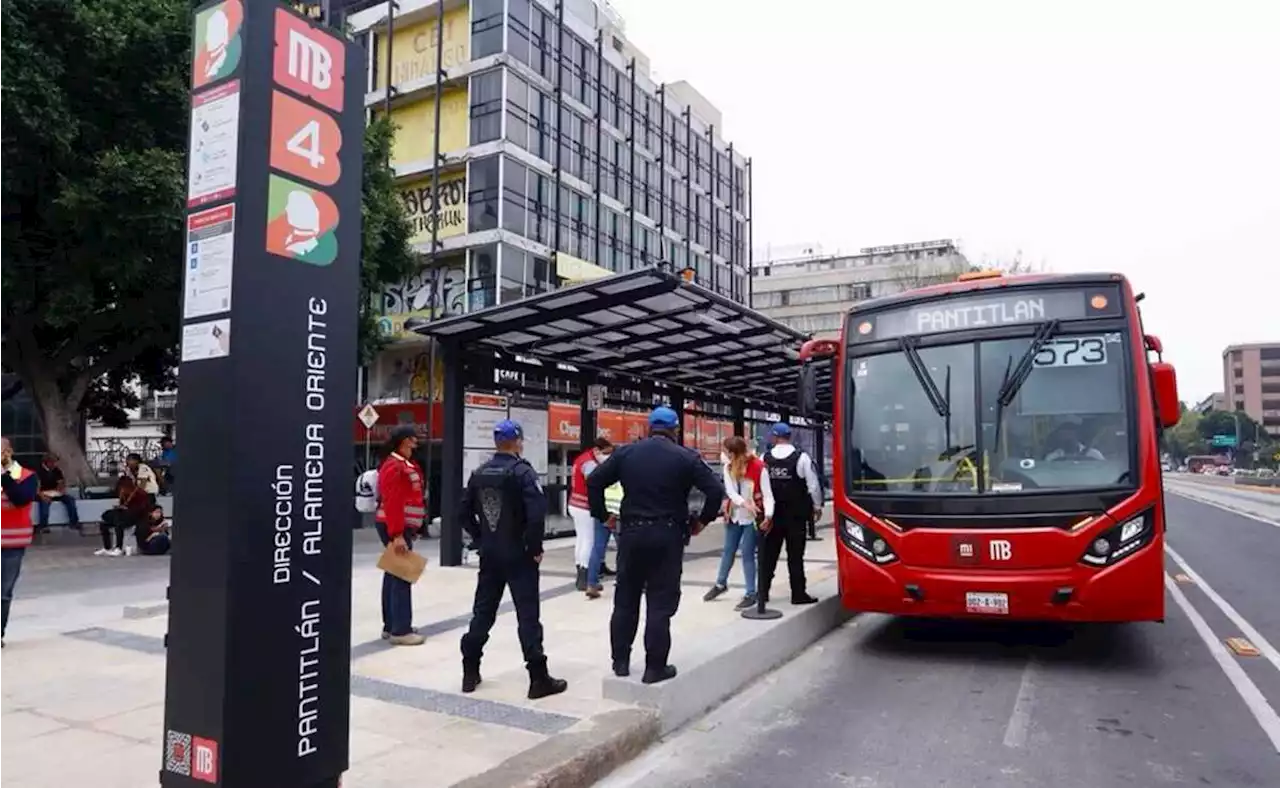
[848,330,1134,494]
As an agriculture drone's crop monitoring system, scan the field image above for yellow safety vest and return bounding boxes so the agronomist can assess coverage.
[604,482,624,515]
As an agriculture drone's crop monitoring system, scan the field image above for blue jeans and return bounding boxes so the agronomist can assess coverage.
[2,547,26,638]
[37,495,79,528]
[715,521,758,595]
[375,523,414,636]
[587,519,612,587]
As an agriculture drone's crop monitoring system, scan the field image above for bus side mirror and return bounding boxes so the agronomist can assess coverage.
[1151,361,1179,429]
[798,364,817,417]
[1144,334,1164,360]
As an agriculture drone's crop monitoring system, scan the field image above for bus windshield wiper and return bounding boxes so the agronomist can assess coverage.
[995,320,1061,409]
[899,337,952,440]
[991,320,1061,455]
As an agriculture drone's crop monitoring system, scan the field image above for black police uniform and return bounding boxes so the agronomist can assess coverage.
[459,453,565,698]
[587,435,724,683]
[762,449,817,604]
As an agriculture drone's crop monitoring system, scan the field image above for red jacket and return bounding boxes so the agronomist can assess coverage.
[1,465,37,548]
[722,456,766,520]
[568,450,599,510]
[376,453,426,538]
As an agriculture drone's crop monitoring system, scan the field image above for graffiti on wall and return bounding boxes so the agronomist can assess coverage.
[377,262,466,340]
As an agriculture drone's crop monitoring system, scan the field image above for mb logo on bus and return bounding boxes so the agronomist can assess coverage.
[989,540,1013,561]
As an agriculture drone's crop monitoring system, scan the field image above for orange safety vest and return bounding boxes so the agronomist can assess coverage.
[1,465,36,549]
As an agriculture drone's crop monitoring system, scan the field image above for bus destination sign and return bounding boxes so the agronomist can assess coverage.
[858,288,1118,341]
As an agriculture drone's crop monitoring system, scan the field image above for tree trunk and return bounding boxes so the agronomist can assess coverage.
[28,376,97,488]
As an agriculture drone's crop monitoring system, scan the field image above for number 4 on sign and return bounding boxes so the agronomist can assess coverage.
[269,90,342,186]
[287,121,325,169]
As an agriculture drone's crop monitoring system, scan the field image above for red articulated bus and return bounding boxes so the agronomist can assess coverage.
[796,270,1181,622]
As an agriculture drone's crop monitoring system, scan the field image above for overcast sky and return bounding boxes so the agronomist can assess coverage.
[609,0,1279,403]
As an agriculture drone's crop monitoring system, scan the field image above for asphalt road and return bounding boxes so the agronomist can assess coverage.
[601,480,1280,788]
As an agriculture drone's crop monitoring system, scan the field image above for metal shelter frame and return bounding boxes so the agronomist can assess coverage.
[413,266,834,565]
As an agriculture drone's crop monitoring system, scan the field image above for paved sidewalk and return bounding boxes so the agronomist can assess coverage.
[1,519,837,788]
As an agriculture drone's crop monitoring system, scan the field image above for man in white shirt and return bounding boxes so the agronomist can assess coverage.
[760,423,823,605]
[1044,421,1106,462]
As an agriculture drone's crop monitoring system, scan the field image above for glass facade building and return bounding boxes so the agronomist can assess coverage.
[353,0,754,345]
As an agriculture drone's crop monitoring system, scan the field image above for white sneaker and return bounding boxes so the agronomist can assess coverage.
[93,548,109,556]
[106,548,122,557]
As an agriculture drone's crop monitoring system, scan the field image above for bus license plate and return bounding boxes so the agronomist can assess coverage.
[966,592,1009,615]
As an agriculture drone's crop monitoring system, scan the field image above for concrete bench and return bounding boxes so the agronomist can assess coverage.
[38,494,176,528]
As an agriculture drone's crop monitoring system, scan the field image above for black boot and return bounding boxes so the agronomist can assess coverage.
[612,659,630,677]
[527,661,568,699]
[641,665,678,685]
[462,663,482,694]
[600,563,616,577]
[575,566,587,591]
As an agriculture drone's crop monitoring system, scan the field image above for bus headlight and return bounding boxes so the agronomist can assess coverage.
[1080,511,1154,567]
[839,516,898,565]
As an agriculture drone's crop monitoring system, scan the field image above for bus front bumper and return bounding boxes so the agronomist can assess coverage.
[837,541,1165,623]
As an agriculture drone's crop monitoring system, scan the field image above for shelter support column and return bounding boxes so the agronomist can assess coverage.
[814,421,827,479]
[670,389,686,435]
[732,401,746,438]
[580,373,598,450]
[439,341,465,567]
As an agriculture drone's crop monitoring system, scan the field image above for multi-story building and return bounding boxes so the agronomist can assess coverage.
[1194,392,1227,414]
[751,240,971,337]
[1222,342,1280,437]
[348,0,753,399]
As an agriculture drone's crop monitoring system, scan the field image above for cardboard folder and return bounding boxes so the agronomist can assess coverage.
[376,543,427,584]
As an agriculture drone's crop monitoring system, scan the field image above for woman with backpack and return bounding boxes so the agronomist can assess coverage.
[703,435,773,610]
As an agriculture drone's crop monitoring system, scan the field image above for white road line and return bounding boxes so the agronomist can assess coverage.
[1165,487,1280,528]
[1002,660,1037,748]
[1165,573,1280,753]
[1165,546,1280,674]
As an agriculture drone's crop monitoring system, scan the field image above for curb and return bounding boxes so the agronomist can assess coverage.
[601,576,851,736]
[453,708,660,788]
[123,600,169,620]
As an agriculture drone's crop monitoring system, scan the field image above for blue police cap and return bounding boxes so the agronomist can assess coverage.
[494,419,524,441]
[770,422,792,438]
[648,406,679,429]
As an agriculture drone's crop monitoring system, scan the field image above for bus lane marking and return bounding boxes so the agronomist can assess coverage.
[1164,573,1280,753]
[1164,487,1280,529]
[1165,546,1280,674]
[1002,660,1037,748]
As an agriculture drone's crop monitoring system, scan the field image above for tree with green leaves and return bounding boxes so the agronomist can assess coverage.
[2,0,415,483]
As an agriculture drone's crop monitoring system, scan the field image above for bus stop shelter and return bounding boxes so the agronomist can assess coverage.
[413,266,834,565]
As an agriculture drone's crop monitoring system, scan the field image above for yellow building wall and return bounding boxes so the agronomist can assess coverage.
[382,88,469,167]
[397,171,467,246]
[375,7,471,91]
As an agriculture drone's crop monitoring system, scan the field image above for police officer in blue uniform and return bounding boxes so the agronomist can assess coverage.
[459,419,567,700]
[587,406,724,685]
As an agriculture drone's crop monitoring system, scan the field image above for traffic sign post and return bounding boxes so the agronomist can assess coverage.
[586,384,605,411]
[164,3,364,786]
[1211,434,1237,448]
[358,403,379,469]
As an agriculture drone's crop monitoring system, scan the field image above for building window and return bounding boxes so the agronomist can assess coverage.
[504,71,529,149]
[469,244,497,310]
[469,70,503,145]
[499,244,525,304]
[468,156,500,232]
[472,0,504,58]
[506,0,532,65]
[502,157,528,235]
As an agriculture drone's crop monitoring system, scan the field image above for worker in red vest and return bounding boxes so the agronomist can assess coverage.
[2,437,39,646]
[568,436,613,591]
